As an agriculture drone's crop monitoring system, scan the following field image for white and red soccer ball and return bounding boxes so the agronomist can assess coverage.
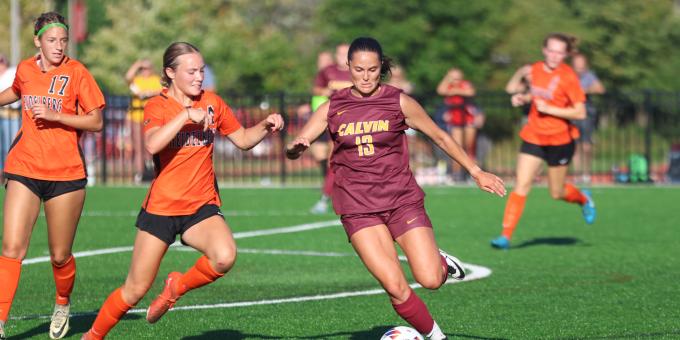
[380,326,424,340]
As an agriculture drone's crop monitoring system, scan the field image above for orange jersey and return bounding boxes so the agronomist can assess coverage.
[5,56,105,180]
[519,62,585,145]
[141,90,242,216]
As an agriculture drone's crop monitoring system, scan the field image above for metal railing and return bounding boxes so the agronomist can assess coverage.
[1,90,678,186]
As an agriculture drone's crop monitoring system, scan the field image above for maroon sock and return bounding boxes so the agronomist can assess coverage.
[440,255,449,284]
[391,290,435,334]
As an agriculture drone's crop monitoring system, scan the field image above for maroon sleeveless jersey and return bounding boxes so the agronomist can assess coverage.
[327,84,425,214]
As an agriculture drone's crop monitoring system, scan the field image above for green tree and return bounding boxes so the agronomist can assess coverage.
[80,0,321,94]
[315,0,509,96]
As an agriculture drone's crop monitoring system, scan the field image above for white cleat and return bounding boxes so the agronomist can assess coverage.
[438,249,466,280]
[309,198,328,214]
[49,303,70,339]
[0,320,6,340]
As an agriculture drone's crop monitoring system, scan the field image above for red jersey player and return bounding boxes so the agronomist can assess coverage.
[287,37,505,339]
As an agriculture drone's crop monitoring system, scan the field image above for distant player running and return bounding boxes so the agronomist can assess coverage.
[491,33,596,250]
[0,12,105,340]
[81,42,283,339]
[286,37,505,339]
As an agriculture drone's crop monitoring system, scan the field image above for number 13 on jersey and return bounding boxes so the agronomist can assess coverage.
[355,135,374,156]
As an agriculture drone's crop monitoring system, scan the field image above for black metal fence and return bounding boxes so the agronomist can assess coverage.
[1,90,679,186]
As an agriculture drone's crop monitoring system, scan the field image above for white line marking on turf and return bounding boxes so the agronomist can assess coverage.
[14,220,493,321]
[123,262,490,315]
[0,210,325,218]
[22,220,342,265]
[12,247,491,321]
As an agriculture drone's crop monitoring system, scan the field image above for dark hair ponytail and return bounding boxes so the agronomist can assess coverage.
[348,37,393,79]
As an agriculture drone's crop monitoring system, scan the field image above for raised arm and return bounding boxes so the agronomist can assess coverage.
[506,65,531,94]
[125,61,142,84]
[226,113,284,150]
[401,93,505,196]
[285,101,330,159]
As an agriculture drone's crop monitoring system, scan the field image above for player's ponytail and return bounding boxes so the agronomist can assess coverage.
[348,37,393,80]
[161,42,201,87]
[543,33,579,55]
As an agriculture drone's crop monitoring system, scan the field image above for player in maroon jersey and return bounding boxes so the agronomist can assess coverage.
[286,37,505,339]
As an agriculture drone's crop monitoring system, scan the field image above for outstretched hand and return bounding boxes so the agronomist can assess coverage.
[285,137,310,160]
[264,114,285,133]
[470,168,506,197]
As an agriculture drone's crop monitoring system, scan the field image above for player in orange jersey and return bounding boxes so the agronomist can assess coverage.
[0,12,105,340]
[490,33,596,250]
[81,42,283,340]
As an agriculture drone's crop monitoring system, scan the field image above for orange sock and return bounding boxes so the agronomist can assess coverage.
[0,256,22,322]
[501,192,527,240]
[89,287,133,339]
[176,256,224,296]
[52,255,76,305]
[563,183,587,205]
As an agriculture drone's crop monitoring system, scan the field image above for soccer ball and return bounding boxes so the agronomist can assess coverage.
[380,326,424,340]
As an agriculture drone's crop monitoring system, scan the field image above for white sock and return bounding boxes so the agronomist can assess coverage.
[426,321,446,340]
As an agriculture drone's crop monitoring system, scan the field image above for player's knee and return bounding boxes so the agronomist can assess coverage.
[417,274,444,290]
[210,248,236,274]
[50,252,73,266]
[1,243,27,260]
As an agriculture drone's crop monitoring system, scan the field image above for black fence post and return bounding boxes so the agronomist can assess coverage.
[278,91,287,185]
[643,89,653,181]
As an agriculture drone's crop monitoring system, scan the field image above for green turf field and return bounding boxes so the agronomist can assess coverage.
[1,186,679,339]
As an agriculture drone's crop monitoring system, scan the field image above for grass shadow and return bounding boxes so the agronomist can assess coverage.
[297,325,509,340]
[182,329,282,339]
[8,313,141,339]
[512,236,583,249]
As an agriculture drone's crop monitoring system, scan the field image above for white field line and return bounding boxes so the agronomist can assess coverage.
[22,220,341,265]
[14,221,492,321]
[0,210,326,218]
[12,247,491,321]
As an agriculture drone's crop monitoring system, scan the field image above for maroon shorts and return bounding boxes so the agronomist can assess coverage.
[340,200,432,241]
